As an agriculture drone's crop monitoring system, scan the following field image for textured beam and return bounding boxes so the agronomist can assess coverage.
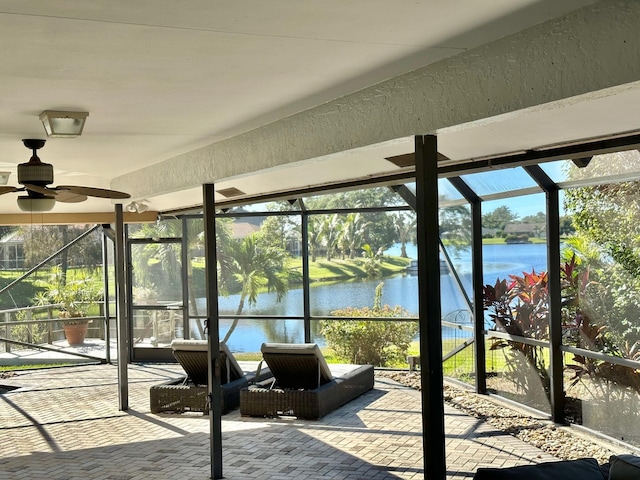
[113,1,640,200]
[0,211,158,226]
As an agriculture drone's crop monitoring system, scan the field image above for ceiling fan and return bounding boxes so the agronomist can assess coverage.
[0,139,130,211]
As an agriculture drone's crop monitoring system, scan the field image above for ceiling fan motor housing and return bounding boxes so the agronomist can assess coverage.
[18,139,54,187]
[11,139,130,202]
[18,159,54,186]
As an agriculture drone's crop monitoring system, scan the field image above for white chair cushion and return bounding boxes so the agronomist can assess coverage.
[260,342,333,383]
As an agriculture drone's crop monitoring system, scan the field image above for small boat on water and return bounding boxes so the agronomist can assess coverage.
[405,259,449,275]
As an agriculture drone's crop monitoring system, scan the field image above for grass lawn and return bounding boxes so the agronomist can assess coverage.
[406,339,508,375]
[191,255,410,297]
[288,255,411,284]
[234,339,507,372]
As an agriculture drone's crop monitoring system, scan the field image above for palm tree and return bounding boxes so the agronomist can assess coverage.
[222,232,289,343]
[339,212,371,259]
[321,214,340,261]
[130,218,214,319]
[308,216,324,263]
[439,204,473,253]
[393,213,416,258]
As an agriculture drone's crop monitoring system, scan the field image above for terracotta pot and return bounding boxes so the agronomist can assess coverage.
[63,323,89,346]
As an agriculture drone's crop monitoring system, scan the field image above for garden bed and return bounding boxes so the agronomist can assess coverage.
[378,371,630,464]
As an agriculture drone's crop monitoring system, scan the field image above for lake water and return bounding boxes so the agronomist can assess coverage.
[202,243,548,352]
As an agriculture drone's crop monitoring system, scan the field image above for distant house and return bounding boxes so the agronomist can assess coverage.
[230,220,301,256]
[228,210,264,239]
[0,226,102,271]
[0,231,25,270]
[231,221,261,239]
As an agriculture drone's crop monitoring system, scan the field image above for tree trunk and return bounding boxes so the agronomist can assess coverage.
[222,295,245,343]
[60,225,69,284]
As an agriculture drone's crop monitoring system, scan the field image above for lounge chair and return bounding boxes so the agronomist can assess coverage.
[240,342,374,420]
[150,339,267,414]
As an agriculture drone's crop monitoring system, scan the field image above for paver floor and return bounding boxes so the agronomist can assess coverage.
[0,363,558,479]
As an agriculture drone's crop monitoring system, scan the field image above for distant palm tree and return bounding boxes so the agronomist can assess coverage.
[339,212,371,259]
[308,216,324,263]
[130,218,237,320]
[393,213,416,258]
[321,214,340,261]
[132,220,186,299]
[222,232,289,343]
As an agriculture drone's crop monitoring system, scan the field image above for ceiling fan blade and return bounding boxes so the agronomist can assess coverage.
[53,189,88,203]
[23,183,57,197]
[56,185,131,200]
[0,186,20,196]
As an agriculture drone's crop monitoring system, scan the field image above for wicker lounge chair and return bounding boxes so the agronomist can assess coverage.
[150,339,266,414]
[240,342,374,420]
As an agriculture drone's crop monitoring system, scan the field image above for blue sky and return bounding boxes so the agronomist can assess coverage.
[483,190,566,218]
[453,161,569,218]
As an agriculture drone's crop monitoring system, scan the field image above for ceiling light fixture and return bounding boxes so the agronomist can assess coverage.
[0,172,9,186]
[39,110,89,137]
[16,196,56,212]
[125,201,149,213]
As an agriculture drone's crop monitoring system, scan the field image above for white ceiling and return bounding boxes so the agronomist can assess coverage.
[3,0,637,216]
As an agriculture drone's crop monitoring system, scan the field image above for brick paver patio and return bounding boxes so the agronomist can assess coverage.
[0,363,558,479]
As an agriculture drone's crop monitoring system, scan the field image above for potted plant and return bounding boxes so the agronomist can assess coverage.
[43,269,103,345]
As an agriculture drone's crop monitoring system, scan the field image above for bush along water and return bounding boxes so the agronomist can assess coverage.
[321,282,418,367]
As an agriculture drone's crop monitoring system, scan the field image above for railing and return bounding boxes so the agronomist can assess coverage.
[0,303,109,362]
[0,304,56,323]
[485,329,640,370]
[1,316,106,347]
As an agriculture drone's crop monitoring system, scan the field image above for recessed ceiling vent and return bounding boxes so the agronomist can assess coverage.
[217,187,245,198]
[385,152,450,168]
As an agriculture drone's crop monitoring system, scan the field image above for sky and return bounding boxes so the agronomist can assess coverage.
[441,160,569,219]
[483,191,566,219]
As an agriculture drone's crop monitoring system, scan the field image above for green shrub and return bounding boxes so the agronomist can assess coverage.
[504,234,530,244]
[321,282,418,366]
[10,309,49,345]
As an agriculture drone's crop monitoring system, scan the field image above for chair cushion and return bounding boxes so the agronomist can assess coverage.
[170,339,208,352]
[261,343,333,389]
[473,458,605,480]
[170,340,244,384]
[609,455,640,480]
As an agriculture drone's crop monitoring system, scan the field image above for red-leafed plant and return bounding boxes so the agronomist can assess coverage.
[484,254,640,411]
[483,270,551,401]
